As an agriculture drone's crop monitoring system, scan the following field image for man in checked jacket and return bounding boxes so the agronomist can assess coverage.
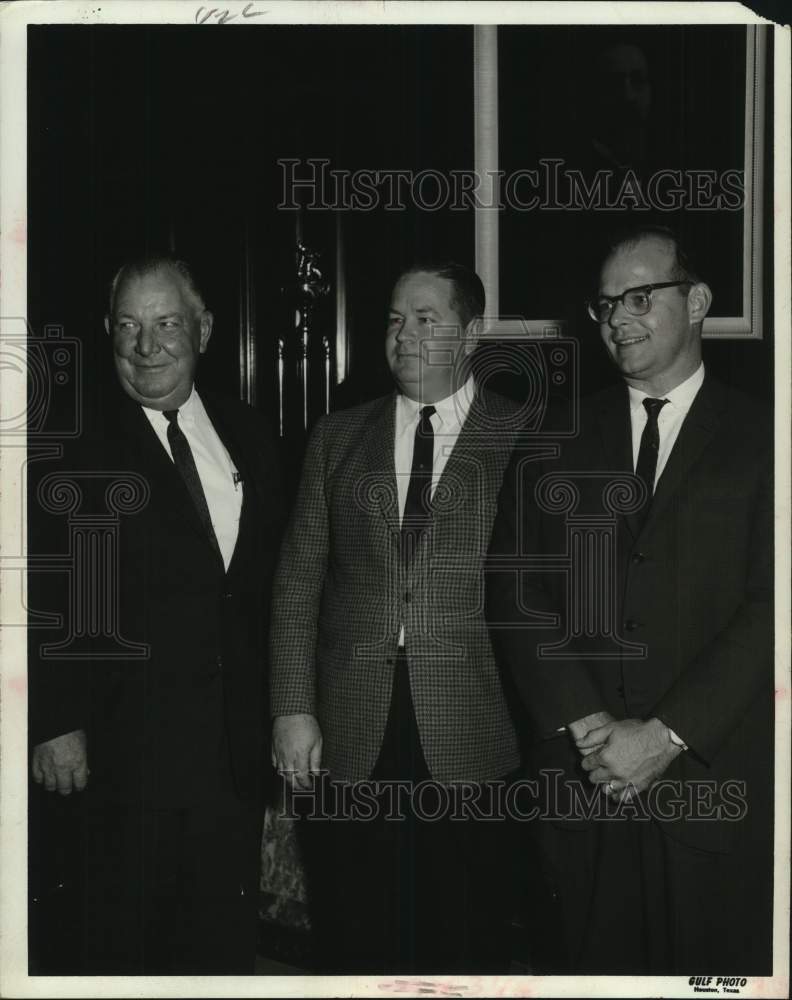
[270,262,522,974]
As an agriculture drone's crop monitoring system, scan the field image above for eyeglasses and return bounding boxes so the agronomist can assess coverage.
[586,281,691,324]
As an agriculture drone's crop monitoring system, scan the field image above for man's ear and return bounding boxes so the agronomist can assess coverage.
[199,310,214,353]
[687,282,712,325]
[104,315,111,336]
[463,315,483,355]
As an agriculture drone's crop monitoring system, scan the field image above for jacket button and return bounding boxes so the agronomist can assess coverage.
[631,552,645,564]
[616,684,625,696]
[223,591,233,599]
[624,619,640,631]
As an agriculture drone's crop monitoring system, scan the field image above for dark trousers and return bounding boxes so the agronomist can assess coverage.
[307,652,516,975]
[533,810,773,975]
[81,779,262,975]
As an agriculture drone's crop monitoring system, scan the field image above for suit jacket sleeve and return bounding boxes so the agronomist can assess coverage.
[269,416,330,718]
[28,575,91,745]
[487,444,605,735]
[652,454,773,765]
[27,440,94,745]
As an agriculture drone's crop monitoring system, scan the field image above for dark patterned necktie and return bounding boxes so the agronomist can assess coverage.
[635,397,668,516]
[163,409,222,561]
[401,404,436,558]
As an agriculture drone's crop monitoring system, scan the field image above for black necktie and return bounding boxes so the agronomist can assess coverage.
[401,404,436,558]
[163,409,222,562]
[635,397,668,515]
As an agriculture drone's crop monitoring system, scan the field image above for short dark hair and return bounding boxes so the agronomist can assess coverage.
[108,253,207,316]
[603,224,703,285]
[396,261,486,328]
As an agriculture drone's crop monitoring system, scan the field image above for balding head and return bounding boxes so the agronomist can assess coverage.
[597,228,712,395]
[105,256,213,410]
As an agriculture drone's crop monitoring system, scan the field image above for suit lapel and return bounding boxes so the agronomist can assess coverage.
[642,376,723,533]
[594,376,725,539]
[226,485,255,580]
[434,388,500,505]
[115,393,224,567]
[361,393,400,537]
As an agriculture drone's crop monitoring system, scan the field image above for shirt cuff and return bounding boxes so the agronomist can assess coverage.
[667,726,688,751]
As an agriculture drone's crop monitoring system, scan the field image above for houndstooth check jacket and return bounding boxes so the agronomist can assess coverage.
[270,387,521,783]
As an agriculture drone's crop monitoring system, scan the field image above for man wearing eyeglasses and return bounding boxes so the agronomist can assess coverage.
[488,225,772,974]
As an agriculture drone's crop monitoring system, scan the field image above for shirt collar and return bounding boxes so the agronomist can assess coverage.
[142,385,199,424]
[396,376,476,434]
[628,363,705,415]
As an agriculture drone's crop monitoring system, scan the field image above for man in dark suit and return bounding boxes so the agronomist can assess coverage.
[487,225,773,974]
[29,255,283,973]
[270,263,522,973]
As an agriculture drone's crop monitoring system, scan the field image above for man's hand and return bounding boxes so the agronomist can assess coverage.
[568,710,615,756]
[31,730,89,795]
[577,718,682,797]
[271,713,323,790]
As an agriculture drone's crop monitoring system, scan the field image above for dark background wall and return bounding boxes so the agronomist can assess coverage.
[28,23,773,439]
[27,25,474,432]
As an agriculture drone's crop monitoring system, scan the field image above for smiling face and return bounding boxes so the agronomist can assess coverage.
[386,271,476,403]
[598,236,710,396]
[106,266,213,410]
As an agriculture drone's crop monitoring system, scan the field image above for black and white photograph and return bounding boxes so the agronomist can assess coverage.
[1,1,789,997]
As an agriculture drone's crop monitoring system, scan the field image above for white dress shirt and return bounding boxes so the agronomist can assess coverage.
[629,363,705,488]
[394,377,476,644]
[142,387,243,571]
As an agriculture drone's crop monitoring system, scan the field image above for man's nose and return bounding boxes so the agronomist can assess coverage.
[607,300,630,329]
[135,325,159,356]
[396,318,417,341]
